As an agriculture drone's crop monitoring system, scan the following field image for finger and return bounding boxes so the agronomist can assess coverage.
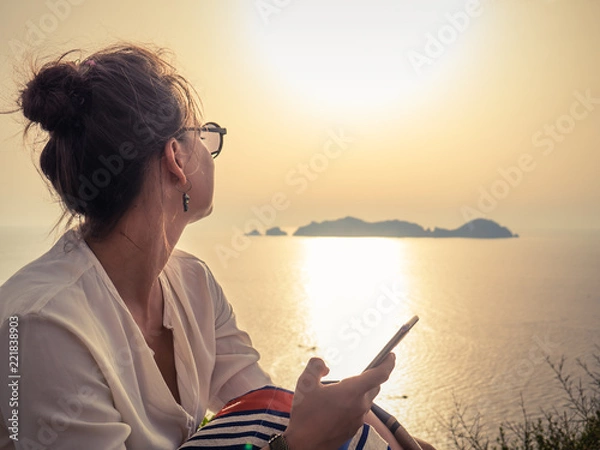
[296,357,329,392]
[361,353,395,388]
[305,357,330,378]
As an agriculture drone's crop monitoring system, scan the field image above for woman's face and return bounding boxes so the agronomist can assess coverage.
[180,129,215,222]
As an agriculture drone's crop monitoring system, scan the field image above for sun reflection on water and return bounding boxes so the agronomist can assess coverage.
[297,237,420,381]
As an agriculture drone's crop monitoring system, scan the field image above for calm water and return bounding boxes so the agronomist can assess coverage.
[2,226,599,447]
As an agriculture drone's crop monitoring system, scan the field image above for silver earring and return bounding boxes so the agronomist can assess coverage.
[182,192,190,212]
[178,181,192,213]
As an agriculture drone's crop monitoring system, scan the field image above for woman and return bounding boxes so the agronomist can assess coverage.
[0,44,434,450]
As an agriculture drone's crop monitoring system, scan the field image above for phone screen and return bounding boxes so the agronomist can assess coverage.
[363,315,419,372]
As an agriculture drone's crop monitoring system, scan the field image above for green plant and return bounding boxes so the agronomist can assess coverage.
[444,352,600,450]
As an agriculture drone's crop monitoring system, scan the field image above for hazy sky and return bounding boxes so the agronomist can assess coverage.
[1,0,599,236]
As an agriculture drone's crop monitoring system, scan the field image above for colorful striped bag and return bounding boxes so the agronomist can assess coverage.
[180,386,391,450]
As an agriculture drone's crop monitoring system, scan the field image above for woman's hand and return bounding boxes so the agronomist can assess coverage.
[282,353,396,450]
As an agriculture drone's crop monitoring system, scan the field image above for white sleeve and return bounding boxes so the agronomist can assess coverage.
[0,314,130,450]
[205,272,272,411]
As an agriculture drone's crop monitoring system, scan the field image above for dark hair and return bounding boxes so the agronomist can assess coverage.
[18,43,203,239]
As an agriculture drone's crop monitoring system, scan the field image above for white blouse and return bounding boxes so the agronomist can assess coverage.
[0,230,272,449]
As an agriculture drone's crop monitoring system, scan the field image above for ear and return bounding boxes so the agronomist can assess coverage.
[162,137,188,188]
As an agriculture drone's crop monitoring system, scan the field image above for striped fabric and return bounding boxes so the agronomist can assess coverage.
[180,386,391,450]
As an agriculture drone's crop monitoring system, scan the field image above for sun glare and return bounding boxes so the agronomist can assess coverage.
[243,0,464,119]
[297,237,415,378]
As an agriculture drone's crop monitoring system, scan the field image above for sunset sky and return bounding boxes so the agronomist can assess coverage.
[0,0,599,236]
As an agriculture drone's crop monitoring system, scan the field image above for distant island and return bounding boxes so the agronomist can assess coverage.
[293,217,517,239]
[266,227,287,236]
[245,227,288,236]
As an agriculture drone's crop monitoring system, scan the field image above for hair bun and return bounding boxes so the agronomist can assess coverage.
[21,63,90,134]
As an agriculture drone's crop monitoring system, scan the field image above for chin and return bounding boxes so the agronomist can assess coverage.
[189,203,214,223]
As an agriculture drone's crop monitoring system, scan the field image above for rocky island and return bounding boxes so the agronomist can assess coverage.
[293,217,517,239]
[265,227,287,236]
[245,227,288,236]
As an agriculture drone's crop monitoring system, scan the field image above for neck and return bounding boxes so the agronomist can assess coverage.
[85,208,186,326]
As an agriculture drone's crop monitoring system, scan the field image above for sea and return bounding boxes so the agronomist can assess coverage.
[1,226,599,448]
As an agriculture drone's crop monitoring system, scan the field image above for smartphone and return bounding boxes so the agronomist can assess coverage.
[363,315,419,372]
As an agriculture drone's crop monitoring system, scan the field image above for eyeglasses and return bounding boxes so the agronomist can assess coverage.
[176,122,227,158]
